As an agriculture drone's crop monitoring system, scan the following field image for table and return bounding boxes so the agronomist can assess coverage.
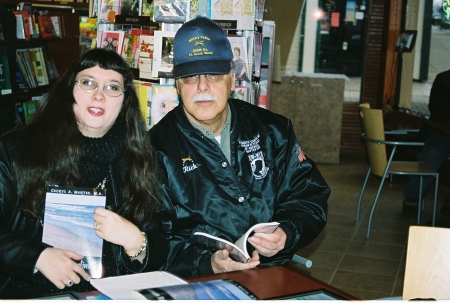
[186,264,358,300]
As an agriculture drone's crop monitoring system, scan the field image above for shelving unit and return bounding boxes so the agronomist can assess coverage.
[0,2,81,134]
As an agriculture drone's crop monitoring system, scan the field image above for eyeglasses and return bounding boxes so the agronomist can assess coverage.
[75,78,125,97]
[179,74,227,85]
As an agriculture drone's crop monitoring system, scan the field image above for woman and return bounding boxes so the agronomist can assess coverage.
[0,49,165,298]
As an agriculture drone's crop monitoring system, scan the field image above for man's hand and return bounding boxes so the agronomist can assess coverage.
[35,248,91,289]
[211,249,260,274]
[247,227,287,257]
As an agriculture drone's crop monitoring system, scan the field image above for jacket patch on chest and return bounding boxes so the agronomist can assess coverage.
[182,156,199,173]
[239,134,269,180]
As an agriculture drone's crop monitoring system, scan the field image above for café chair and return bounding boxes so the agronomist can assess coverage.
[355,104,439,238]
[403,225,450,300]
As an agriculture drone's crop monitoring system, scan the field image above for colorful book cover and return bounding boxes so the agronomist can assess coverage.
[28,47,49,86]
[228,35,250,81]
[100,31,124,54]
[137,80,153,129]
[153,0,189,23]
[0,47,12,95]
[232,0,254,30]
[150,85,179,127]
[37,15,55,38]
[43,185,106,279]
[210,0,233,21]
[98,0,121,22]
[152,31,175,78]
[22,99,40,124]
[121,33,139,68]
[121,0,141,15]
[139,34,154,58]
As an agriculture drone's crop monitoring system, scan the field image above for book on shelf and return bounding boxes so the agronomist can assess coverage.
[136,80,153,129]
[22,99,40,124]
[37,14,56,38]
[42,47,59,81]
[121,33,140,68]
[16,49,37,88]
[43,185,106,279]
[99,30,124,54]
[13,12,26,39]
[209,0,254,30]
[28,47,49,86]
[98,0,121,22]
[50,15,62,37]
[0,47,12,95]
[138,34,156,80]
[48,12,79,37]
[132,279,256,300]
[227,35,250,81]
[193,222,280,263]
[152,30,175,78]
[121,0,141,16]
[153,0,190,23]
[13,10,32,39]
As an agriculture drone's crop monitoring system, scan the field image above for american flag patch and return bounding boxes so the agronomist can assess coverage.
[297,146,307,162]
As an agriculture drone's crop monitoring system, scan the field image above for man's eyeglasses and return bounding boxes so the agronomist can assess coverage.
[179,74,227,85]
[75,78,125,97]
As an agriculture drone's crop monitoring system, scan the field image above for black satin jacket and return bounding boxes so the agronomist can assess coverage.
[150,98,330,278]
[0,130,167,299]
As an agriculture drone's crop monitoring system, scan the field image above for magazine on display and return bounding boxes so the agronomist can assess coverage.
[152,30,175,78]
[193,222,280,263]
[153,0,190,23]
[43,185,106,279]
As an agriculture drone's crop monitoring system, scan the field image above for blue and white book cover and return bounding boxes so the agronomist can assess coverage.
[43,185,106,278]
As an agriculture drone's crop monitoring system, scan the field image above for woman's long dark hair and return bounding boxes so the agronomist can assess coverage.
[13,48,159,227]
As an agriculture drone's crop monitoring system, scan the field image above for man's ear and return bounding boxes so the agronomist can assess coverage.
[230,73,236,90]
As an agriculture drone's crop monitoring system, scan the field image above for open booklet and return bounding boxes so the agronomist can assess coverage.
[43,185,106,278]
[193,222,280,263]
[132,279,256,300]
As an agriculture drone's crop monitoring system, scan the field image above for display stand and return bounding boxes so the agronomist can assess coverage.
[94,0,275,126]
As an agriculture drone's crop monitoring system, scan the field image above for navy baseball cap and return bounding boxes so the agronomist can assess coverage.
[172,17,233,79]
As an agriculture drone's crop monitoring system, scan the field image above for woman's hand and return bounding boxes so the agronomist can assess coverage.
[93,208,143,257]
[35,248,91,289]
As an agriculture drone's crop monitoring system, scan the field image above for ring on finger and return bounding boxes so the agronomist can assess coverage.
[93,221,100,230]
[66,279,73,287]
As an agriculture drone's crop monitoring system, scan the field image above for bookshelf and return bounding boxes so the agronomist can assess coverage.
[0,2,81,134]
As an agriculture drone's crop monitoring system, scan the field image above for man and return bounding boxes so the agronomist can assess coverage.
[403,69,450,218]
[150,17,330,277]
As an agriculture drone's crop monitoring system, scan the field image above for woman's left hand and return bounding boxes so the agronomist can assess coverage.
[93,208,143,255]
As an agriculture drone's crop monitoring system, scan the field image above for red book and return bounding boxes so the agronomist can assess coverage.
[37,15,55,38]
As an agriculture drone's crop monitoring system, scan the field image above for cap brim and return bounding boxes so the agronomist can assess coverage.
[173,60,231,79]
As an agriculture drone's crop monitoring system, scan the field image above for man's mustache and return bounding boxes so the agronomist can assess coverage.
[192,93,217,102]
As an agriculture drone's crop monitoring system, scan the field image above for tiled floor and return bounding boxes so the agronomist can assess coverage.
[292,155,450,300]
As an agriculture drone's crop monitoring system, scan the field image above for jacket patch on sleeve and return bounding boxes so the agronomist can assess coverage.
[296,144,307,163]
[182,156,198,173]
[239,134,269,180]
